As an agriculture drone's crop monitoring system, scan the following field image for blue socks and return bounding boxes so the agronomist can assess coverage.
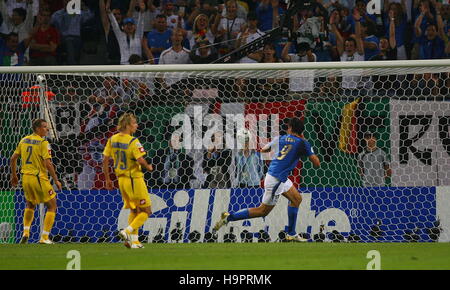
[228,209,250,221]
[287,206,299,236]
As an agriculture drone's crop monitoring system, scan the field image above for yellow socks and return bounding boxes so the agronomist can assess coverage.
[23,208,34,237]
[41,211,56,240]
[128,211,138,235]
[125,212,148,235]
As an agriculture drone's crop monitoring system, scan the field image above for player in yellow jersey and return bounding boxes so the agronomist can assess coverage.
[102,113,153,249]
[10,119,62,244]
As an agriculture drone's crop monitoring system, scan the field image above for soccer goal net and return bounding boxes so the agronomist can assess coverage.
[0,60,449,244]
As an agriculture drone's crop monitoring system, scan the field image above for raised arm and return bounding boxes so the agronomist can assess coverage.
[414,11,424,37]
[271,0,280,28]
[330,11,344,56]
[401,0,407,14]
[24,0,35,31]
[388,10,396,49]
[212,12,222,36]
[108,9,123,39]
[353,10,365,55]
[435,2,445,40]
[384,0,390,13]
[99,0,111,36]
[136,1,145,38]
[281,41,292,62]
[127,0,137,18]
[0,0,10,24]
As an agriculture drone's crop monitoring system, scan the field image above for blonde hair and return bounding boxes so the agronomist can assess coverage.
[193,14,208,34]
[117,113,136,132]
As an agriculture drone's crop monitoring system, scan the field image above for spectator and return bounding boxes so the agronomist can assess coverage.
[0,32,29,66]
[415,19,445,59]
[371,10,397,61]
[152,135,194,189]
[162,0,185,30]
[412,0,437,59]
[58,85,79,103]
[154,28,192,104]
[0,0,34,42]
[51,0,94,65]
[327,7,353,61]
[233,137,264,188]
[281,41,317,95]
[236,11,265,63]
[358,131,391,187]
[370,11,399,96]
[203,134,232,188]
[108,1,148,65]
[255,0,283,32]
[412,73,442,97]
[78,137,106,190]
[212,0,246,57]
[189,38,218,63]
[330,9,366,95]
[319,0,353,12]
[143,14,172,64]
[220,0,248,20]
[244,43,287,100]
[29,9,59,66]
[187,0,218,29]
[383,0,408,60]
[186,13,215,49]
[349,0,376,33]
[82,93,118,137]
[128,0,158,35]
[360,20,380,61]
[99,0,123,65]
[3,0,39,17]
[295,6,322,52]
[161,28,187,59]
[92,77,125,104]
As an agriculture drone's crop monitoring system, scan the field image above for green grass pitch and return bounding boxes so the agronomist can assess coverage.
[1,243,450,270]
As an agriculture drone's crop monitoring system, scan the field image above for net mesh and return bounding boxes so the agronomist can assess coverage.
[0,62,449,243]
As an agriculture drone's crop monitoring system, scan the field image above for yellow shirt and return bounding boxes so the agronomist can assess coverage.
[13,133,52,180]
[103,133,146,178]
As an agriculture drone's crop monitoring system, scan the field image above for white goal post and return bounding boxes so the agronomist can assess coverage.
[0,59,449,244]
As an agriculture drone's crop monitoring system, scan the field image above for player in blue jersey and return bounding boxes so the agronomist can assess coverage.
[213,118,320,241]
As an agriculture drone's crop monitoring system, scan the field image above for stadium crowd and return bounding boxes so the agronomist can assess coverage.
[0,0,448,66]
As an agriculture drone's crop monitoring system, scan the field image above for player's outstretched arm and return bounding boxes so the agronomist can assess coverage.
[309,154,321,168]
[10,153,20,187]
[259,145,271,153]
[137,157,153,172]
[43,159,62,190]
[102,155,114,190]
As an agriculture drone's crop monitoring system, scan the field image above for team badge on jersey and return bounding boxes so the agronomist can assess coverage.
[140,199,146,205]
[137,142,145,153]
[48,189,54,196]
[47,143,52,155]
